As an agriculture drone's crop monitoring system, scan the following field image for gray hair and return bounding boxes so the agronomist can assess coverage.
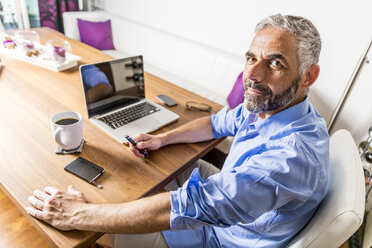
[255,14,321,77]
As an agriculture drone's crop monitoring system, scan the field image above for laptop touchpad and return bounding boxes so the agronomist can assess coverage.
[135,116,162,131]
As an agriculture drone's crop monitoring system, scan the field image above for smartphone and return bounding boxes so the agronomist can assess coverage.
[156,94,178,107]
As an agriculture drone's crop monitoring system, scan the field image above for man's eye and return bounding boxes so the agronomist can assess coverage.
[246,57,255,64]
[270,60,283,68]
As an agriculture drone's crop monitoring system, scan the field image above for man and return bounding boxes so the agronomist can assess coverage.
[27,14,330,248]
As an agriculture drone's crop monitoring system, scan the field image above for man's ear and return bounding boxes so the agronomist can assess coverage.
[301,64,320,89]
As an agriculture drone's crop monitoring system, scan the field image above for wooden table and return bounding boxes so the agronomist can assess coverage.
[0,28,224,248]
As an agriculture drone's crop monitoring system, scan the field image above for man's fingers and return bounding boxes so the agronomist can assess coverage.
[129,143,134,150]
[68,185,77,193]
[137,140,157,151]
[133,133,149,143]
[33,189,48,201]
[68,185,83,196]
[26,207,48,221]
[26,207,41,217]
[136,141,146,149]
[133,147,145,158]
[44,186,61,197]
[128,142,145,158]
[28,196,45,210]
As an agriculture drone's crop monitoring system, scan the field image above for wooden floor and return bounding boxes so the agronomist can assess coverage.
[0,188,50,247]
[0,187,116,248]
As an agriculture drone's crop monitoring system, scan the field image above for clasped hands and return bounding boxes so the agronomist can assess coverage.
[27,133,164,230]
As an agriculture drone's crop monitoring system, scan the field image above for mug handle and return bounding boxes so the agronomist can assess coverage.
[54,127,64,146]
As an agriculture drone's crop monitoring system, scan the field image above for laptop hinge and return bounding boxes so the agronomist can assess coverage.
[89,98,141,117]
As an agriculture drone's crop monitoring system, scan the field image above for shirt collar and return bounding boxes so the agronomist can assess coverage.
[250,98,310,139]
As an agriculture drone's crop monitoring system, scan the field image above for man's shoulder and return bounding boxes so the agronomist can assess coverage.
[266,103,329,162]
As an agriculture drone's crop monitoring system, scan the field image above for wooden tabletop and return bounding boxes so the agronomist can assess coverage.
[0,27,224,248]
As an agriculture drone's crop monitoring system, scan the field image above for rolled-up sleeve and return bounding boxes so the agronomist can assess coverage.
[211,104,246,138]
[169,143,318,231]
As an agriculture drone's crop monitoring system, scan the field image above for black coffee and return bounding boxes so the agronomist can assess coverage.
[55,118,79,125]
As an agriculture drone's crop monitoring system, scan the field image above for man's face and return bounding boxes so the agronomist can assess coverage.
[243,26,301,114]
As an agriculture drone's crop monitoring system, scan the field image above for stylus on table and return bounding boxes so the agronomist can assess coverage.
[91,180,103,189]
[125,135,149,158]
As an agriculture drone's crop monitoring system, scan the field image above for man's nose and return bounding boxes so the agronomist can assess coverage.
[245,61,264,82]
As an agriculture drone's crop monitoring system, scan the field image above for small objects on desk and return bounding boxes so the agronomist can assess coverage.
[22,42,39,57]
[3,40,16,49]
[53,46,66,63]
[64,157,104,189]
[156,94,178,107]
[14,30,40,46]
[185,101,212,112]
[46,39,71,63]
[25,49,39,57]
[55,139,85,154]
[0,32,81,72]
[22,41,34,50]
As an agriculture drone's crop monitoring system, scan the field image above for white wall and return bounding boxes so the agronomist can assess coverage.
[104,0,372,143]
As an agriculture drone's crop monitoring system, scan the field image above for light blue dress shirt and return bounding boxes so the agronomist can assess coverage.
[162,98,330,248]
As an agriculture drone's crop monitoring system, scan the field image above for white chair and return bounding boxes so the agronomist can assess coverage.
[63,11,110,41]
[288,129,365,248]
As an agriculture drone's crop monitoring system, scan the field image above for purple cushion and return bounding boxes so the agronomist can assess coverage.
[227,72,244,109]
[77,19,115,50]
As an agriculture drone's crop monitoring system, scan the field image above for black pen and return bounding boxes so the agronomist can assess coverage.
[125,135,149,158]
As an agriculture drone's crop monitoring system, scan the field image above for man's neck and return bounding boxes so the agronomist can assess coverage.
[257,95,307,121]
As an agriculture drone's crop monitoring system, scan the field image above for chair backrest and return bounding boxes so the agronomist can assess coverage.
[288,129,365,248]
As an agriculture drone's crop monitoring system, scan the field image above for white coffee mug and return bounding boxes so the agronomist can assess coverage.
[50,111,83,150]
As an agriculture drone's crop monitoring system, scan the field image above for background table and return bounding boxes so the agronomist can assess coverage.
[0,27,224,248]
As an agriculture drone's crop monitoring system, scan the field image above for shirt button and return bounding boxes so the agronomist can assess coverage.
[219,223,224,227]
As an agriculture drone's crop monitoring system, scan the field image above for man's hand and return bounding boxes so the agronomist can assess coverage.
[129,116,214,158]
[129,133,165,158]
[26,185,87,231]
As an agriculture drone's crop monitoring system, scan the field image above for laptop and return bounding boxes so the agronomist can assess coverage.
[79,55,179,144]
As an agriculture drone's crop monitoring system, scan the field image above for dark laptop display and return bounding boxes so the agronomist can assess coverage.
[79,55,179,144]
[80,55,145,117]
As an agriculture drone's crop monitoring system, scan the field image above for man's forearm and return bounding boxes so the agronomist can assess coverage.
[74,192,171,234]
[161,116,214,146]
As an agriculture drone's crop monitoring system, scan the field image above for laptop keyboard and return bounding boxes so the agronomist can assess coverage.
[98,102,161,129]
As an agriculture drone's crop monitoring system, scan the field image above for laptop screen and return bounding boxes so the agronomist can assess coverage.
[80,55,145,117]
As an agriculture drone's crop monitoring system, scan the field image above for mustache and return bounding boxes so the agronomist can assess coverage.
[244,80,272,96]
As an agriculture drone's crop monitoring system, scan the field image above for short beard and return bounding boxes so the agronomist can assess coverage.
[244,77,300,114]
